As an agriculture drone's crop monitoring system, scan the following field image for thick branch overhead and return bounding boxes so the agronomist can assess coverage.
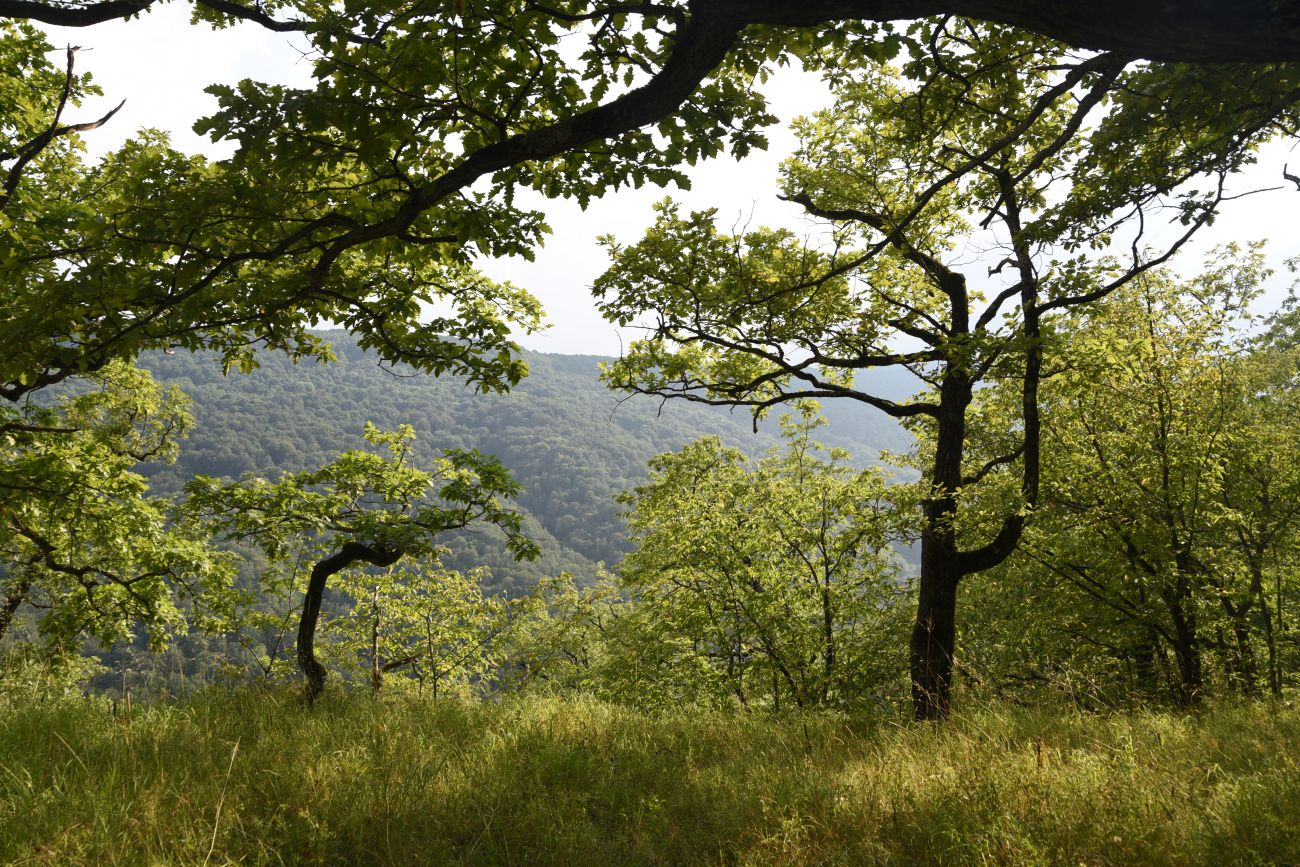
[3,1,1300,62]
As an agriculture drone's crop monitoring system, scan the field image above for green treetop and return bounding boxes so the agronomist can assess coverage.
[961,254,1300,705]
[185,423,539,700]
[615,410,912,710]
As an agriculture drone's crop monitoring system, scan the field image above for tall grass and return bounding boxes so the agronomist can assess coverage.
[1,687,1297,865]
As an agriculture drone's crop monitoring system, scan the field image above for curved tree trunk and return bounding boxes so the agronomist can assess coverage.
[297,541,402,703]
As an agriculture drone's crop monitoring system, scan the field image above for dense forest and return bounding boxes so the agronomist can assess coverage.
[5,2,1300,862]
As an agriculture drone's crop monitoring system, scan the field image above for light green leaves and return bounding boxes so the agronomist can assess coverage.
[0,362,235,650]
[615,412,912,708]
[185,423,539,598]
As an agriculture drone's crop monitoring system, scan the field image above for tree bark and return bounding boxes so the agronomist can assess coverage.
[911,539,962,719]
[821,573,835,705]
[369,585,382,694]
[911,366,971,721]
[297,541,402,703]
[1256,579,1282,697]
[1244,560,1282,697]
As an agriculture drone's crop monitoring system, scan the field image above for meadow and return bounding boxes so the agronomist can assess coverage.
[2,688,1297,865]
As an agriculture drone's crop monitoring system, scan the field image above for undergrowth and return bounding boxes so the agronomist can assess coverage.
[1,688,1297,865]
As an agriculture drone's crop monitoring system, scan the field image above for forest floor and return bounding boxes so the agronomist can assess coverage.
[1,688,1297,865]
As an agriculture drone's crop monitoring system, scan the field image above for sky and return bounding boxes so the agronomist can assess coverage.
[40,6,1300,357]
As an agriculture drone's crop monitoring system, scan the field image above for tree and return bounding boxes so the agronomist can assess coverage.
[0,5,778,402]
[1218,340,1300,696]
[494,571,631,697]
[185,423,539,700]
[0,362,234,650]
[615,411,910,710]
[594,22,1299,718]
[0,19,549,404]
[961,255,1300,705]
[7,2,1300,404]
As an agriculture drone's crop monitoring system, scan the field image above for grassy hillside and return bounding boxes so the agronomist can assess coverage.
[138,332,912,594]
[1,690,1296,865]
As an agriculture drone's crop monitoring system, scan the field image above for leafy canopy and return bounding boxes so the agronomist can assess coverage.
[0,362,235,649]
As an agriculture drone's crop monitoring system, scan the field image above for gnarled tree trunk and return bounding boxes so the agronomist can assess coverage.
[297,541,402,703]
[910,254,1043,721]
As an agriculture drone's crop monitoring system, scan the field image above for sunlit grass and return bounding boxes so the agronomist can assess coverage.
[1,688,1297,865]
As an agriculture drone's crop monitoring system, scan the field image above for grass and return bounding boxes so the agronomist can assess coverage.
[1,688,1298,865]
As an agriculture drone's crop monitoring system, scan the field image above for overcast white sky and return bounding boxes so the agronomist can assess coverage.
[42,5,1300,356]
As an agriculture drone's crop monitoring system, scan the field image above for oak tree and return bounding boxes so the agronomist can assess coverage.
[594,22,1300,717]
[185,423,539,700]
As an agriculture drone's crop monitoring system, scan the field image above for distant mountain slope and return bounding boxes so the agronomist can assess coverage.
[141,332,913,595]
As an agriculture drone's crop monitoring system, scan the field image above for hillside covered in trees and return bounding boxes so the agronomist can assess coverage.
[136,331,913,596]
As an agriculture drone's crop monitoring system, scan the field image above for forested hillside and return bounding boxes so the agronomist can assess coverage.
[138,332,911,595]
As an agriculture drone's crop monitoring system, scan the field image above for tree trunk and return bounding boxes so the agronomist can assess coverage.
[1257,581,1282,697]
[911,539,961,720]
[370,585,383,694]
[1165,593,1203,707]
[821,575,835,705]
[1213,587,1258,695]
[297,541,402,703]
[0,577,32,642]
[1244,560,1282,697]
[907,249,1043,720]
[910,363,971,721]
